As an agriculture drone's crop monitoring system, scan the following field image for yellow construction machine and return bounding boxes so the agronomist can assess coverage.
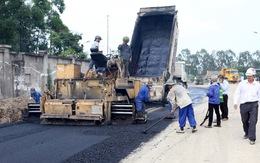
[40,53,142,125]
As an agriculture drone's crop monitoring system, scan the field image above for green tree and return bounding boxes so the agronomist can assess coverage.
[189,53,200,76]
[177,48,191,61]
[251,50,260,68]
[201,49,216,74]
[0,0,84,58]
[238,51,253,67]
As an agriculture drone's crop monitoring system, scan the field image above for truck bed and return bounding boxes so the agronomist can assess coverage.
[129,6,177,77]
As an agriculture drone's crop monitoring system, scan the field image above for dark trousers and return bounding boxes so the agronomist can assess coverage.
[121,59,130,77]
[208,103,221,126]
[220,94,228,119]
[240,102,258,141]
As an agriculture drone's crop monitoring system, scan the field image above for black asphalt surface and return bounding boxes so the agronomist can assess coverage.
[0,86,207,163]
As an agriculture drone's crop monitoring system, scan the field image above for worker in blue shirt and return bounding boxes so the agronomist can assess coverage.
[135,82,153,111]
[135,81,153,122]
[30,88,42,103]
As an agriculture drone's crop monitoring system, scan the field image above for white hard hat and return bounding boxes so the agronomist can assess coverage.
[245,68,256,76]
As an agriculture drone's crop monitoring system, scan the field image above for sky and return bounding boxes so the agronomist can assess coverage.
[61,0,260,56]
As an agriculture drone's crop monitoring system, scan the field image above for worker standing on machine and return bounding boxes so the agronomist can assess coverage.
[135,81,153,122]
[30,88,42,104]
[84,35,103,79]
[118,36,132,78]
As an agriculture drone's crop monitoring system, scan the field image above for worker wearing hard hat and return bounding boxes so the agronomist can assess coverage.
[234,68,260,145]
[84,35,103,80]
[118,36,132,78]
[165,79,197,133]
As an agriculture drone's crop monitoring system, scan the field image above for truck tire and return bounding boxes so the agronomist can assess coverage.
[162,91,169,107]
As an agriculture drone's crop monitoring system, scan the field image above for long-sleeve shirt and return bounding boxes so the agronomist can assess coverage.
[221,79,229,95]
[207,83,220,104]
[233,80,260,105]
[167,84,192,109]
[118,44,131,60]
[31,91,42,103]
[136,86,151,102]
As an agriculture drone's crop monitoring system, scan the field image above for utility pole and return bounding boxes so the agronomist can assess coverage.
[107,15,109,54]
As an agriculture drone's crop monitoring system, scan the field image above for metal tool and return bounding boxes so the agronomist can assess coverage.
[143,112,173,134]
[200,109,209,126]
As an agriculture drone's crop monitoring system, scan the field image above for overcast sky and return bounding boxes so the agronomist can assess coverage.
[61,0,260,55]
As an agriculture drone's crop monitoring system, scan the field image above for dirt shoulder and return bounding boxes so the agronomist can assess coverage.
[0,98,31,124]
[121,83,260,163]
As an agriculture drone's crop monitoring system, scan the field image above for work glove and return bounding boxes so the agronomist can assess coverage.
[168,102,177,113]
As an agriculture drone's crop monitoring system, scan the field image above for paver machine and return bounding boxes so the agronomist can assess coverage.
[40,53,142,125]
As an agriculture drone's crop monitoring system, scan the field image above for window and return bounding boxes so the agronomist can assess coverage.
[25,74,31,84]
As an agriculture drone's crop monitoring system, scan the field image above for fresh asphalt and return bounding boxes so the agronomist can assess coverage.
[0,86,208,163]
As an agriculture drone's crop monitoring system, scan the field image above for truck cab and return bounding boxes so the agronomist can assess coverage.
[221,68,239,83]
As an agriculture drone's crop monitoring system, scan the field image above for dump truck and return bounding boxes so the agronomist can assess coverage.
[129,5,184,103]
[40,53,144,125]
[174,61,187,87]
[221,68,239,83]
[206,70,219,79]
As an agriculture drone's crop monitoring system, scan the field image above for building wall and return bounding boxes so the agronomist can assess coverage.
[0,45,89,99]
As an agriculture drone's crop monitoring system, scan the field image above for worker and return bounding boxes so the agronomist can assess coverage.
[84,35,103,80]
[218,75,229,120]
[205,75,221,128]
[234,68,260,145]
[165,79,197,133]
[30,88,42,104]
[135,81,153,121]
[118,36,132,78]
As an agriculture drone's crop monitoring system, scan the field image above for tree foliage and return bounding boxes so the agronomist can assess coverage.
[177,48,260,77]
[0,0,85,59]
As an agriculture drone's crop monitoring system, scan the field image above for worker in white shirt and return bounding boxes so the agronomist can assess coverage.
[233,68,260,145]
[84,35,103,79]
[218,75,229,120]
[165,79,197,133]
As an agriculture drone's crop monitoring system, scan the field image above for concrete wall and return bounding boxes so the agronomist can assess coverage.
[0,45,14,98]
[0,45,89,99]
